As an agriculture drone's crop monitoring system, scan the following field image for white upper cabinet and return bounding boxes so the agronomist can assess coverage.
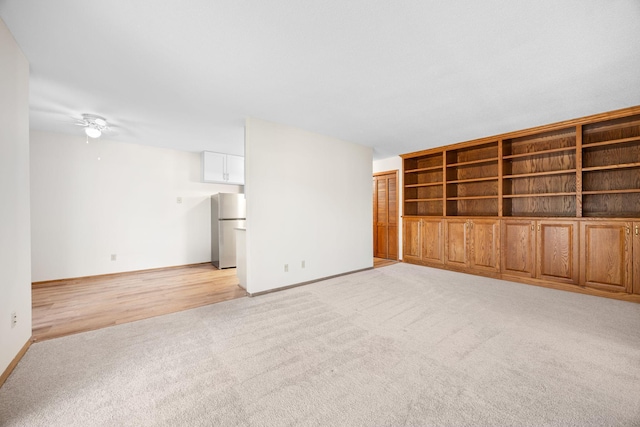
[202,151,226,183]
[202,151,244,185]
[225,154,244,185]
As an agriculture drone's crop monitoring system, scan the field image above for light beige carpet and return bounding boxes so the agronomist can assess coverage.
[1,263,640,426]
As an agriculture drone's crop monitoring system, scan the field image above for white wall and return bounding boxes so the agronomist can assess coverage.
[0,18,31,375]
[244,118,372,294]
[30,131,242,282]
[373,155,403,260]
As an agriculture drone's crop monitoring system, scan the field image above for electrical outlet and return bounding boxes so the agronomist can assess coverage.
[11,311,16,328]
[111,254,117,261]
[301,260,305,268]
[284,264,288,272]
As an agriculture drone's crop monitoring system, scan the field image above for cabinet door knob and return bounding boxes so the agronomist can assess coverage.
[635,225,639,236]
[537,224,541,232]
[530,224,534,231]
[627,226,630,235]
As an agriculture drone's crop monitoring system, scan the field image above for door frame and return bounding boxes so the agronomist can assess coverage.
[373,169,399,260]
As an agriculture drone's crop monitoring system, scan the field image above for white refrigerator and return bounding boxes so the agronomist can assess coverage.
[211,193,246,269]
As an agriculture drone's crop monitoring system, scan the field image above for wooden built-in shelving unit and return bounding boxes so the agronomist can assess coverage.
[581,114,640,218]
[401,106,640,302]
[403,152,443,216]
[445,141,499,217]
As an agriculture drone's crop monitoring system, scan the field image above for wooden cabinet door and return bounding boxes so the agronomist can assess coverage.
[469,219,500,272]
[501,220,536,278]
[580,221,632,293]
[445,219,468,267]
[634,222,640,295]
[403,218,422,262]
[536,220,579,285]
[421,219,443,264]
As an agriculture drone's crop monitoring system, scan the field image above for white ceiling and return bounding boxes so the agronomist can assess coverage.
[1,1,639,160]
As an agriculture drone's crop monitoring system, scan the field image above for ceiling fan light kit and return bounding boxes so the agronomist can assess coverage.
[85,127,102,138]
[78,113,109,139]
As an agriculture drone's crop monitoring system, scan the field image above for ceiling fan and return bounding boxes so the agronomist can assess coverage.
[75,113,110,138]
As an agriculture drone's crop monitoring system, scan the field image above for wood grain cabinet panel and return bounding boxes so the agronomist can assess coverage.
[469,219,500,272]
[403,218,422,262]
[445,219,468,267]
[402,218,443,265]
[501,220,536,278]
[444,218,499,271]
[536,221,579,285]
[421,219,444,264]
[580,221,632,293]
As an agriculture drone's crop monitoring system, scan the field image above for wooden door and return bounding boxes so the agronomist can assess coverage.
[403,218,422,262]
[634,222,640,295]
[580,221,632,293]
[469,219,500,272]
[421,218,444,264]
[501,220,536,278]
[373,171,398,260]
[536,220,579,285]
[445,219,468,267]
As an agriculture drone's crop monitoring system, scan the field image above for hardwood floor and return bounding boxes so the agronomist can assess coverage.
[34,260,397,342]
[374,257,398,268]
[32,263,246,342]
